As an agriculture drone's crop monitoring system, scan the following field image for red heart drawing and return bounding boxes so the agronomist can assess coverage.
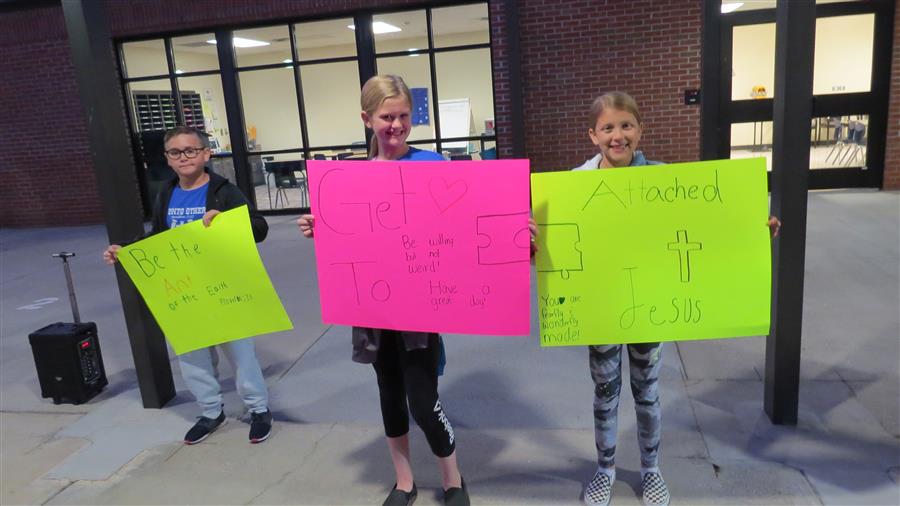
[429,177,469,213]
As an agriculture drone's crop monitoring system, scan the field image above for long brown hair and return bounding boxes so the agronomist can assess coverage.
[588,91,643,129]
[361,74,413,159]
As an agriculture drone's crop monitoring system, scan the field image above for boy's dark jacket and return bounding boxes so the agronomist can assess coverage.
[149,169,268,243]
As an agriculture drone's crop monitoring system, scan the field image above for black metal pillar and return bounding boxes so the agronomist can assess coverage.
[700,0,722,160]
[504,0,525,159]
[765,0,815,425]
[61,0,175,408]
[354,12,377,152]
[214,29,254,206]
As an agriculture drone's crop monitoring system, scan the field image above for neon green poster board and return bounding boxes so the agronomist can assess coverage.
[118,206,292,354]
[532,158,771,346]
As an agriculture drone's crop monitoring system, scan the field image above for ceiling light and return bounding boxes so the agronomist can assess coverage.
[205,37,270,48]
[346,21,402,34]
[721,2,743,13]
[282,59,292,63]
[175,69,184,74]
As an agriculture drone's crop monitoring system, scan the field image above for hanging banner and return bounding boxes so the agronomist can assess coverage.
[309,159,531,336]
[532,158,771,346]
[118,206,292,354]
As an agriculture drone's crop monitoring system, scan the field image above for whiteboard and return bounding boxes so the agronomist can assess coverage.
[438,98,475,151]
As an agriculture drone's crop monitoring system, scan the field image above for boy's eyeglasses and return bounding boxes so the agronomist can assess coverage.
[164,147,207,159]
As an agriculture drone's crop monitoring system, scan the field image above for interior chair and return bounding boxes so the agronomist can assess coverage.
[840,121,867,167]
[824,117,850,165]
[450,154,472,160]
[263,160,307,209]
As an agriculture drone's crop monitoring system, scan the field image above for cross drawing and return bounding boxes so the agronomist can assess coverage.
[667,229,702,283]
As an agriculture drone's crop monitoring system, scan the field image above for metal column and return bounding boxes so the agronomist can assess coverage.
[765,0,816,425]
[60,0,175,408]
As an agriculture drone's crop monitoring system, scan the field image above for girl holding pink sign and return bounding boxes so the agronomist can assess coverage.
[298,75,468,506]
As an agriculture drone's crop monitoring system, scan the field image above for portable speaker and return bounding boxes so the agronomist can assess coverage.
[29,322,107,404]
[28,252,107,404]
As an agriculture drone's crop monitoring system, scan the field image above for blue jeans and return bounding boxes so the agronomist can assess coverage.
[178,338,268,419]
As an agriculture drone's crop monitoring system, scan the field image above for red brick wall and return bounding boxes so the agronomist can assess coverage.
[0,4,102,227]
[884,2,900,191]
[518,0,702,172]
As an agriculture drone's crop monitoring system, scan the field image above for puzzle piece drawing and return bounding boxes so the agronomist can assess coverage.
[536,223,584,279]
[476,212,531,265]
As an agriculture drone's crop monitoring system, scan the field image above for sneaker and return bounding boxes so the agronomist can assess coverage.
[382,482,417,506]
[249,409,273,443]
[641,472,670,506]
[443,478,469,506]
[184,410,226,445]
[583,468,614,506]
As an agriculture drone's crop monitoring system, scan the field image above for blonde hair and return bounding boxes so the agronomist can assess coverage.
[588,91,643,129]
[361,74,413,159]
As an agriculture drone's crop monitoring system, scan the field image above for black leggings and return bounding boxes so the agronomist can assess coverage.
[373,331,456,458]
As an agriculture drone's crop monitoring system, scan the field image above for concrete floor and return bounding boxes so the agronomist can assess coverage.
[1,189,897,505]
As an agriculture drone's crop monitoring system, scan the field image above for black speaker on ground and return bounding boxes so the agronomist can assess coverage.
[28,252,107,405]
[29,322,107,404]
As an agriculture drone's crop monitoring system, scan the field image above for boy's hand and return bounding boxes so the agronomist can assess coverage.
[298,214,315,238]
[768,216,781,238]
[103,245,122,265]
[202,210,221,227]
[528,217,538,256]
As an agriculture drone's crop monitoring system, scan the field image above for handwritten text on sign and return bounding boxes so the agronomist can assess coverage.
[532,158,771,346]
[118,206,293,354]
[309,159,531,336]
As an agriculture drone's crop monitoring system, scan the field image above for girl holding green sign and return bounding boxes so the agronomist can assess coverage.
[574,92,780,506]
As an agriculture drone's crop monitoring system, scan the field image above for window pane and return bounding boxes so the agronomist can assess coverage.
[128,79,176,132]
[730,121,773,171]
[177,76,230,153]
[811,115,868,169]
[295,18,357,61]
[309,148,368,160]
[172,33,219,73]
[239,67,302,152]
[374,10,428,54]
[721,0,857,13]
[121,40,168,78]
[435,48,494,153]
[813,14,874,95]
[300,61,364,147]
[474,139,497,160]
[377,55,434,142]
[255,153,308,211]
[731,23,775,101]
[432,4,489,47]
[234,26,291,67]
[208,156,236,185]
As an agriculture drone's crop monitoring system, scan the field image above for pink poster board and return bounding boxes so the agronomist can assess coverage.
[309,159,531,336]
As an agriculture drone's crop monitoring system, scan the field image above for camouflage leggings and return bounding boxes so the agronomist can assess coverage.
[589,343,663,469]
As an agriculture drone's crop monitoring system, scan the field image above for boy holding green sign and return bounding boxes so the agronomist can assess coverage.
[103,126,273,445]
[572,93,780,506]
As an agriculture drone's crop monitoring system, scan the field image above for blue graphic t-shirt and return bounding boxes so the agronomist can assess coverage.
[166,183,208,228]
[398,146,445,161]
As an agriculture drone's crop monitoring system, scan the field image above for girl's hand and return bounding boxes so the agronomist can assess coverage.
[528,217,538,256]
[298,214,315,238]
[202,210,221,227]
[103,244,122,265]
[768,216,781,238]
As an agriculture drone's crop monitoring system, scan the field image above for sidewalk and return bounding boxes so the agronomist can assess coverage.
[1,189,898,505]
